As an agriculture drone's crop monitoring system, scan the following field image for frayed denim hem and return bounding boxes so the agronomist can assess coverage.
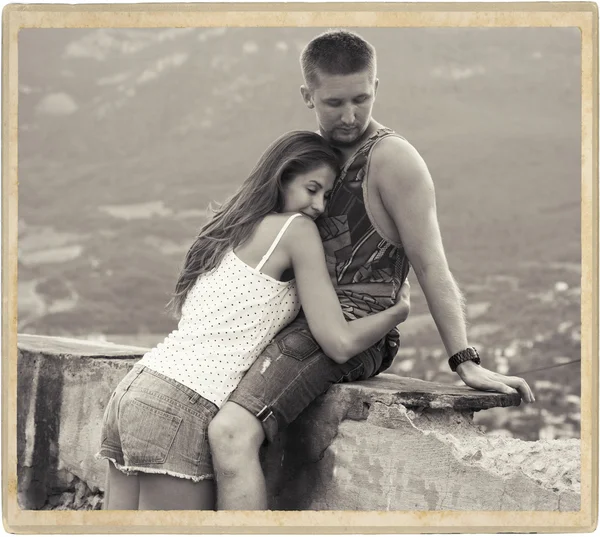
[95,453,214,483]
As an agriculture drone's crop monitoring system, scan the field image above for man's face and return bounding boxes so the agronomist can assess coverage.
[302,69,378,146]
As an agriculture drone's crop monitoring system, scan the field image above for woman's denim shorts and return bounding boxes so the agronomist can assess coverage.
[96,363,218,482]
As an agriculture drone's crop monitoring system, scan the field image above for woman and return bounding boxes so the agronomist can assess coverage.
[97,131,409,510]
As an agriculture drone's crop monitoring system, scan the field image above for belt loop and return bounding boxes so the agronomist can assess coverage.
[123,364,144,391]
[256,406,273,422]
[189,392,200,404]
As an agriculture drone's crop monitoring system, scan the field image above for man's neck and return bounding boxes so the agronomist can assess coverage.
[329,119,386,163]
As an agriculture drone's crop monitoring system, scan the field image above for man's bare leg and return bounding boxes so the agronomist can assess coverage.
[208,401,267,510]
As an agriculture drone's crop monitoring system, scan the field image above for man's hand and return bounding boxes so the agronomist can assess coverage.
[456,360,535,403]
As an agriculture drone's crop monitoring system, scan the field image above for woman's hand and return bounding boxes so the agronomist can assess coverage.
[456,360,536,403]
[390,279,411,324]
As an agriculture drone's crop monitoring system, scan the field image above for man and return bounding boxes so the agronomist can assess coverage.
[207,29,535,510]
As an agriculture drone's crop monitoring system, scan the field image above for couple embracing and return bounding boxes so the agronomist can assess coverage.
[97,29,534,510]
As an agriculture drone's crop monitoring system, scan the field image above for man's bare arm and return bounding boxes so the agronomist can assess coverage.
[372,137,467,357]
[370,137,534,403]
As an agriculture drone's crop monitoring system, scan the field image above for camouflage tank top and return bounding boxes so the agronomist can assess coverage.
[316,127,411,321]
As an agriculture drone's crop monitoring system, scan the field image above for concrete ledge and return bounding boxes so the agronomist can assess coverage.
[334,374,521,411]
[18,333,149,357]
[17,334,580,511]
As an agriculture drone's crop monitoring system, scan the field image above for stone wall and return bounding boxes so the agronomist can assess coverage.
[17,335,142,510]
[17,334,580,511]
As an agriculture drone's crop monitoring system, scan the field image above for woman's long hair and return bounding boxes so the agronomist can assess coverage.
[168,130,341,316]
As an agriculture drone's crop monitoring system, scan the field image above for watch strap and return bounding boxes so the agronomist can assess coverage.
[448,347,481,372]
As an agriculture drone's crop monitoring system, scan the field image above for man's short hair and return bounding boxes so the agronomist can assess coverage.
[300,29,377,89]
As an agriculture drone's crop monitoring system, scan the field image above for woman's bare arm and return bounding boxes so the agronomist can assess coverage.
[282,216,409,363]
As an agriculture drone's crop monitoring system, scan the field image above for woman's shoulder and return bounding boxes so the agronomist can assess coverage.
[249,212,315,249]
[262,212,314,231]
[264,211,309,222]
[278,212,316,230]
[271,213,320,250]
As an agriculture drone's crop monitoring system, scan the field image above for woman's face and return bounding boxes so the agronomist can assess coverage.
[281,164,337,220]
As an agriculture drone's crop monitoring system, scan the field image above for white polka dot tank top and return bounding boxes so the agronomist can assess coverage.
[139,213,302,408]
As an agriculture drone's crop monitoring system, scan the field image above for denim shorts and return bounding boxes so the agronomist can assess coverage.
[96,364,218,482]
[227,314,399,443]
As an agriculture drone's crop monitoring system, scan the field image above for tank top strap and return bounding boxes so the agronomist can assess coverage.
[364,130,408,168]
[341,127,399,173]
[255,213,303,272]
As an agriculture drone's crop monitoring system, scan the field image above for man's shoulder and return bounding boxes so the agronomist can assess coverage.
[371,132,419,161]
[369,134,427,180]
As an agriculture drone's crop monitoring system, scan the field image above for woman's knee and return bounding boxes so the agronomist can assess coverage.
[208,403,264,460]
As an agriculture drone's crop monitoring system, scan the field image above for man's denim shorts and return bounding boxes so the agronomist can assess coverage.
[96,364,218,482]
[227,314,399,443]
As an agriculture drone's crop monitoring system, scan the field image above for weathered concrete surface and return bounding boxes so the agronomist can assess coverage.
[17,335,580,511]
[262,386,580,510]
[17,335,145,509]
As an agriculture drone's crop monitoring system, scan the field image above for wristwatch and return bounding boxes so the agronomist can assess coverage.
[448,347,481,372]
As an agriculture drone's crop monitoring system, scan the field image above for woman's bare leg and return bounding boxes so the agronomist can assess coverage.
[104,461,140,510]
[138,473,216,510]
